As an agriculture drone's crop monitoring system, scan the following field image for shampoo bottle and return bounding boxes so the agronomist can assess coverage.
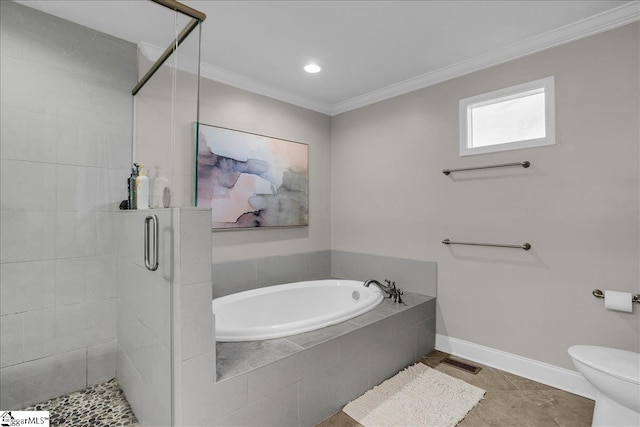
[127,166,138,210]
[135,163,150,209]
[151,166,169,208]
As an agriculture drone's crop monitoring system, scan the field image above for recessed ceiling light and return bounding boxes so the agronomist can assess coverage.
[304,63,322,74]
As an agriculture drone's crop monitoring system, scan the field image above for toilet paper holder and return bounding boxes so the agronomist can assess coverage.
[593,289,640,303]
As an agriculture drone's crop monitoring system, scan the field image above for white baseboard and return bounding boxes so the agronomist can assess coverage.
[435,334,596,399]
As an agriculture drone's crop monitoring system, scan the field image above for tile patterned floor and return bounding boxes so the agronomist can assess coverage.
[317,350,595,427]
[23,378,139,427]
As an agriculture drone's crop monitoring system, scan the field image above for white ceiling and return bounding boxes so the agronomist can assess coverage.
[17,1,640,115]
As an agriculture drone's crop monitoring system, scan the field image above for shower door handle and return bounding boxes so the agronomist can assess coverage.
[144,214,159,271]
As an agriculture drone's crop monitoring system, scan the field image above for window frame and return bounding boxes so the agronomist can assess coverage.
[459,76,555,156]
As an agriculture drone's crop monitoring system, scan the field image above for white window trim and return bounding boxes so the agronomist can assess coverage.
[459,76,555,156]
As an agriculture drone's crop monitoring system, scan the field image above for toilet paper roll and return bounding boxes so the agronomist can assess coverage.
[604,290,633,313]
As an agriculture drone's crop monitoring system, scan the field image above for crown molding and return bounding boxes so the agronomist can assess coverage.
[137,42,332,115]
[138,1,639,117]
[330,1,640,115]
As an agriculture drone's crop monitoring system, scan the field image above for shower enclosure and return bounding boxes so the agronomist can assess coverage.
[0,1,206,426]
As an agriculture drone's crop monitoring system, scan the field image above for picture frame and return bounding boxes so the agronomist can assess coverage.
[196,123,309,230]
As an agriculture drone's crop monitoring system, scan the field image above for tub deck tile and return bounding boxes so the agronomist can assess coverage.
[287,320,360,348]
[216,292,435,382]
[216,339,303,381]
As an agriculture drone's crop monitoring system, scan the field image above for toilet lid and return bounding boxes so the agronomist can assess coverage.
[569,345,640,385]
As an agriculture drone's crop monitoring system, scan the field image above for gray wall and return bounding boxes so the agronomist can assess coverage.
[331,23,640,369]
[197,80,333,262]
[0,1,136,408]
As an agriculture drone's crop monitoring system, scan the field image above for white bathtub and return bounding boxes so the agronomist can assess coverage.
[212,279,384,342]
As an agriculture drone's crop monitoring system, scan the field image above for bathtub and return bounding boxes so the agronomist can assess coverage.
[212,279,384,341]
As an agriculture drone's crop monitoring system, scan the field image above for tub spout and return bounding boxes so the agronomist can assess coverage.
[363,279,404,303]
[363,279,389,293]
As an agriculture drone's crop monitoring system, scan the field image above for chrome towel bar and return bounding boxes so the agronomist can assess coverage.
[592,289,640,303]
[442,238,531,251]
[442,161,530,175]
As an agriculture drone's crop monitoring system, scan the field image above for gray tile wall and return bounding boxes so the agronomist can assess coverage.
[212,249,436,298]
[115,209,175,427]
[0,1,136,409]
[332,250,437,296]
[181,295,436,426]
[212,251,332,298]
[204,250,437,425]
[177,208,214,427]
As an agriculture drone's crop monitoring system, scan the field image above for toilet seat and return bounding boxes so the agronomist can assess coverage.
[568,345,640,385]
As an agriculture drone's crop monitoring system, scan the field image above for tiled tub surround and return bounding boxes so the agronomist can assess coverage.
[212,250,437,298]
[182,292,435,426]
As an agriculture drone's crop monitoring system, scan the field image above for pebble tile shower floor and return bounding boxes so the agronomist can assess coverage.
[23,379,139,427]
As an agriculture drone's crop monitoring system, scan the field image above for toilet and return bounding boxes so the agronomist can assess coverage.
[568,345,640,427]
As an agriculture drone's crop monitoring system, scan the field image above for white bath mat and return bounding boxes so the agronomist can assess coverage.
[343,363,485,427]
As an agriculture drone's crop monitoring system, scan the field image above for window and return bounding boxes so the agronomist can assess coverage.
[459,76,555,156]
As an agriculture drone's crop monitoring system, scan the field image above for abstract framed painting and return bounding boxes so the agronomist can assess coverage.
[196,123,309,229]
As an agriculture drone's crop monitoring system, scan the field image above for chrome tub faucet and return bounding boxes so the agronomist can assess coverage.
[363,279,404,304]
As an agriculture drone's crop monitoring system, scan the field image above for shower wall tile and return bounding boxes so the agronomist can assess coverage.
[54,212,97,258]
[180,210,213,286]
[96,212,119,255]
[84,299,117,346]
[0,159,56,211]
[0,211,56,262]
[0,0,136,408]
[212,259,257,298]
[117,345,145,423]
[0,313,24,368]
[86,255,118,301]
[142,382,171,427]
[22,308,55,362]
[0,260,55,315]
[96,169,129,212]
[55,257,88,306]
[87,340,117,386]
[0,1,23,60]
[136,342,172,412]
[0,56,46,114]
[55,164,99,212]
[0,107,57,163]
[332,250,437,296]
[138,275,171,349]
[256,253,307,287]
[53,304,90,353]
[181,282,214,361]
[0,348,86,409]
